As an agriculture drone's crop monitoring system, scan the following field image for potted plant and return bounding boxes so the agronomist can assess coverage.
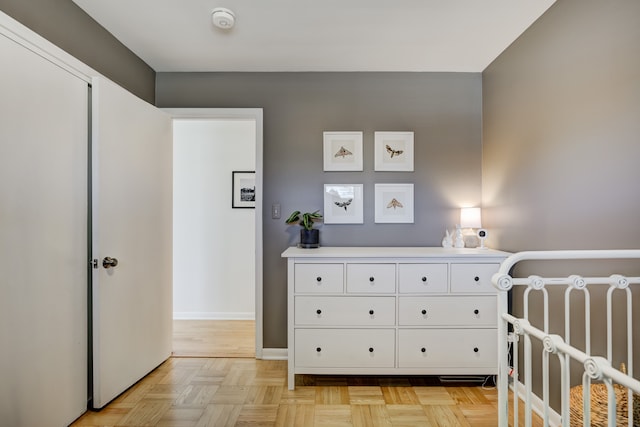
[285,210,323,248]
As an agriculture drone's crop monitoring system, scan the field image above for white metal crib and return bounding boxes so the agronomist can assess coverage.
[493,250,640,427]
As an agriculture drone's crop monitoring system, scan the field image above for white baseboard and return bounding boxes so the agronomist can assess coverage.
[510,380,562,427]
[173,312,255,320]
[259,348,288,360]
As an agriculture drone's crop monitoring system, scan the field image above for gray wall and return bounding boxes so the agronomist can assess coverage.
[483,0,640,251]
[0,0,155,103]
[157,72,484,347]
[483,0,640,410]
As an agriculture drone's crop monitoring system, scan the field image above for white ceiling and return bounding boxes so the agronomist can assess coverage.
[72,0,556,72]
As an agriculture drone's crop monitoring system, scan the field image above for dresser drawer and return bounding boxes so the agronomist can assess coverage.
[295,329,395,368]
[295,296,395,326]
[398,263,448,293]
[294,263,344,293]
[346,263,396,293]
[450,263,499,293]
[398,296,496,326]
[398,329,497,368]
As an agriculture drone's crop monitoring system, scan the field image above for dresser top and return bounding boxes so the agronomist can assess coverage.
[281,246,510,259]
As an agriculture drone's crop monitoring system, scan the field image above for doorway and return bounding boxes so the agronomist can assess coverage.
[165,108,264,358]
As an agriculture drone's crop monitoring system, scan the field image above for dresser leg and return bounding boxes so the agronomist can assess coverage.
[288,370,295,390]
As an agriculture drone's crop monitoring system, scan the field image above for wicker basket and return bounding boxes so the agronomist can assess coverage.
[569,364,640,426]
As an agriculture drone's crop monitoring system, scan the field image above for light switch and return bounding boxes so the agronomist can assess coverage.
[272,203,281,219]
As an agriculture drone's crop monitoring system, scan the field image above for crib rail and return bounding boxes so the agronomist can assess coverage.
[493,250,640,427]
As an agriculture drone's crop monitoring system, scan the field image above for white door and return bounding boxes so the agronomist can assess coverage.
[91,77,173,408]
[0,34,88,426]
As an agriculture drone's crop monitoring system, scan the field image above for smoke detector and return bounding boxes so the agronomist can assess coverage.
[211,7,235,29]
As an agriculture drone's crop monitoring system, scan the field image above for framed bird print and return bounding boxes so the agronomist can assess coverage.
[323,131,363,171]
[374,131,414,171]
[374,183,414,223]
[323,184,364,224]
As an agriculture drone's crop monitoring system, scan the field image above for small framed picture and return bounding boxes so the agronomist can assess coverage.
[232,171,256,208]
[374,183,414,223]
[323,131,363,171]
[323,184,364,224]
[374,131,414,171]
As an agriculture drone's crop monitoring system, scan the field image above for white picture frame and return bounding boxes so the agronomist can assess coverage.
[231,171,256,208]
[374,183,414,223]
[323,184,364,224]
[374,131,414,171]
[323,131,363,171]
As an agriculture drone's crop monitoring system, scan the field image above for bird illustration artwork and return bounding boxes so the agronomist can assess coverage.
[334,146,353,158]
[385,144,403,158]
[334,199,352,211]
[387,198,403,209]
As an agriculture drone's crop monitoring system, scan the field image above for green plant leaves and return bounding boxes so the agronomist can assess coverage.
[285,210,322,231]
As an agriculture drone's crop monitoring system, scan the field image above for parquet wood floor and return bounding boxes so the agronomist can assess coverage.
[71,322,543,426]
[172,320,255,358]
[70,357,543,426]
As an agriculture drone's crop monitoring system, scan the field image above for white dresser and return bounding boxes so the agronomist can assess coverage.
[281,246,510,389]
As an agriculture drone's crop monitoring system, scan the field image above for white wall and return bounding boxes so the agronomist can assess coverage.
[173,119,256,319]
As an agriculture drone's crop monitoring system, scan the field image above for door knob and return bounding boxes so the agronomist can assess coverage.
[102,256,118,269]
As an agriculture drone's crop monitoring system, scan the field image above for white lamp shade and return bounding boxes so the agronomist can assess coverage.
[460,207,482,228]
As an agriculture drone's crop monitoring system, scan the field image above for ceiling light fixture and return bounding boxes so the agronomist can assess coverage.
[211,7,235,29]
